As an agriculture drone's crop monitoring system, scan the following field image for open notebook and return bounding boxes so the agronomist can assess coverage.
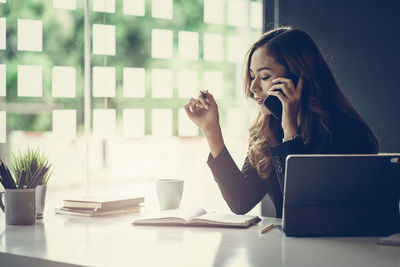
[132,208,260,228]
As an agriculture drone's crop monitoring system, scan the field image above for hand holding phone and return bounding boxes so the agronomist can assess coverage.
[263,74,299,120]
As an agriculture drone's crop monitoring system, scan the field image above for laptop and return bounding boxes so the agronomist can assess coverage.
[282,154,400,237]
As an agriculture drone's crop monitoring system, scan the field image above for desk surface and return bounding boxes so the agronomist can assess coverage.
[0,209,399,267]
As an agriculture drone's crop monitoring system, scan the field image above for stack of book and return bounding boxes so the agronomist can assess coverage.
[55,196,144,217]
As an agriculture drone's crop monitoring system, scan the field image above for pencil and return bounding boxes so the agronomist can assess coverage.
[259,223,275,235]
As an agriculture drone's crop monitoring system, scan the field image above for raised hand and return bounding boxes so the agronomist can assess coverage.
[267,76,304,140]
[184,90,220,133]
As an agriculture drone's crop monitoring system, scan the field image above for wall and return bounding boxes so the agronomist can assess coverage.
[264,0,400,152]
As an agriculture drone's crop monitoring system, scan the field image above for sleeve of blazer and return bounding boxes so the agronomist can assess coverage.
[269,137,306,193]
[207,146,269,215]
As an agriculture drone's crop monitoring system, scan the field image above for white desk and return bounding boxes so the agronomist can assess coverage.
[0,210,399,267]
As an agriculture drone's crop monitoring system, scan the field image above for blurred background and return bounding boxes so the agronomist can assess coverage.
[0,0,263,213]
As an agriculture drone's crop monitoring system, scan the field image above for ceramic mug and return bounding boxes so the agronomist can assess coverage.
[156,179,184,210]
[0,188,36,225]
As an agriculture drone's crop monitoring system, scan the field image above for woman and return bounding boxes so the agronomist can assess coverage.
[184,27,379,217]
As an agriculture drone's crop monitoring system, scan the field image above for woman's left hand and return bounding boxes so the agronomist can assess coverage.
[267,76,304,139]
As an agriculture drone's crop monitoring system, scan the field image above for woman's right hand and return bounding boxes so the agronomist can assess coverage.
[184,90,219,133]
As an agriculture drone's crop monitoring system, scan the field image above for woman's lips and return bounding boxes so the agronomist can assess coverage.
[256,98,265,105]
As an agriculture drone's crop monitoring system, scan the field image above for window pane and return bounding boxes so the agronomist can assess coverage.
[227,35,247,63]
[53,0,76,10]
[203,0,223,24]
[17,19,42,52]
[178,70,198,98]
[152,69,173,98]
[203,33,223,62]
[93,0,115,13]
[251,2,263,29]
[0,64,5,96]
[123,109,145,138]
[93,109,116,138]
[123,67,145,98]
[52,66,76,98]
[0,18,5,50]
[52,109,76,140]
[18,65,42,97]
[204,71,223,98]
[178,31,199,60]
[123,0,145,16]
[93,67,116,97]
[228,0,247,27]
[152,0,173,19]
[226,108,246,137]
[92,24,116,56]
[152,109,172,136]
[178,108,198,137]
[0,111,5,143]
[151,29,173,59]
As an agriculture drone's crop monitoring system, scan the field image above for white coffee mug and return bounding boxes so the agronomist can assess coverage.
[0,188,36,225]
[156,179,184,210]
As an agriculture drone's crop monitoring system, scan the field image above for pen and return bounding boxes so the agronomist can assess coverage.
[200,90,210,104]
[259,223,275,235]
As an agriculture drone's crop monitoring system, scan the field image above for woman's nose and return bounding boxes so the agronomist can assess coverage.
[250,78,261,93]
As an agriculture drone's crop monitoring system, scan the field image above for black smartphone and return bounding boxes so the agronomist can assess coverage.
[263,74,299,120]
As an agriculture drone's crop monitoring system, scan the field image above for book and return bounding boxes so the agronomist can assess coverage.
[132,208,261,228]
[55,206,141,217]
[62,195,144,209]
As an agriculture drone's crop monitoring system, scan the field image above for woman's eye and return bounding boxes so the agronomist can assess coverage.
[250,76,255,81]
[261,76,270,80]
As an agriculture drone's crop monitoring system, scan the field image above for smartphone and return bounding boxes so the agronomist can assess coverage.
[263,74,299,120]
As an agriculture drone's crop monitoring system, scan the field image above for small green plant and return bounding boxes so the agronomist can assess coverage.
[10,147,53,187]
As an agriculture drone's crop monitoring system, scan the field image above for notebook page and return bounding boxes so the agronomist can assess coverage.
[189,213,258,226]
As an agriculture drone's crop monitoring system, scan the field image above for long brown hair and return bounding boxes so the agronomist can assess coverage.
[245,27,379,178]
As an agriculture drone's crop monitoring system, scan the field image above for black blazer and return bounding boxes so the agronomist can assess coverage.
[207,114,378,217]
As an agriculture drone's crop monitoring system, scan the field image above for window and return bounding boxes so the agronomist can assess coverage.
[0,0,263,213]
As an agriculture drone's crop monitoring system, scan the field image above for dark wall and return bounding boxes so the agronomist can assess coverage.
[264,0,400,152]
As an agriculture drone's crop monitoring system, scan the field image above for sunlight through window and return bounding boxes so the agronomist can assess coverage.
[151,29,173,59]
[17,19,42,52]
[17,65,42,97]
[152,0,173,19]
[203,33,223,62]
[123,109,145,138]
[93,67,116,97]
[178,70,198,98]
[52,110,77,140]
[92,24,116,56]
[0,18,5,50]
[52,66,76,98]
[152,69,173,98]
[152,109,173,136]
[0,64,5,96]
[123,68,145,98]
[178,31,199,60]
[203,0,223,24]
[53,0,76,10]
[93,0,115,13]
[123,0,145,16]
[93,109,116,139]
[0,111,5,143]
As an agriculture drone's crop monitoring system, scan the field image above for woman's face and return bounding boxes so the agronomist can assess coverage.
[249,47,286,115]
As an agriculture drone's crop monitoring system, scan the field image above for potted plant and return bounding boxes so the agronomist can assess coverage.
[10,147,53,219]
